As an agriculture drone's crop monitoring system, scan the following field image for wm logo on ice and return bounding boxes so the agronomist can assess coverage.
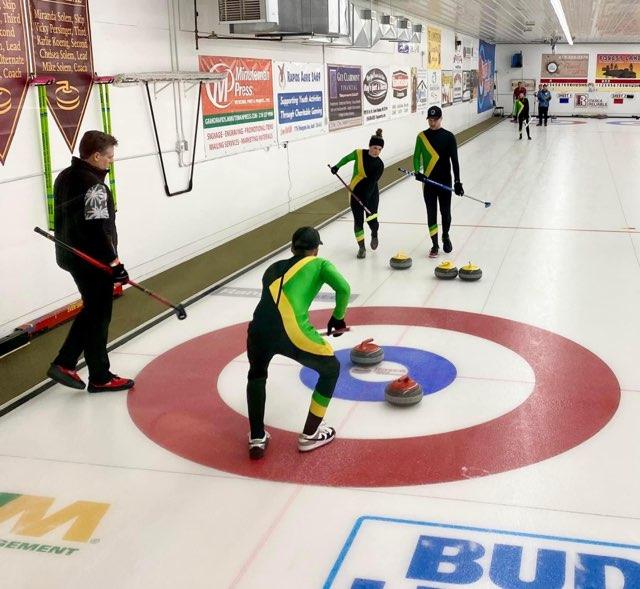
[0,492,110,555]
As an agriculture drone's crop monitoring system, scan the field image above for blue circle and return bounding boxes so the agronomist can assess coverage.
[299,346,457,402]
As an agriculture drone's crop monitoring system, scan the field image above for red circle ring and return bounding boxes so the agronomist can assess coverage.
[128,307,620,486]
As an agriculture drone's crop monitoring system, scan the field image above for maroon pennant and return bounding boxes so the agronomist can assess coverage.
[29,0,94,152]
[0,0,30,165]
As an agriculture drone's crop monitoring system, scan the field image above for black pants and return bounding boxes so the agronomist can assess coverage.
[351,187,379,243]
[538,106,549,125]
[519,116,531,138]
[423,184,452,247]
[54,266,113,383]
[246,327,340,438]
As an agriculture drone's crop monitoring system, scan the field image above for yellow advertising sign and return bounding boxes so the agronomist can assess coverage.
[427,27,441,70]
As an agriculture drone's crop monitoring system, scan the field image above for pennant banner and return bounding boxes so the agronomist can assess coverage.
[0,0,29,164]
[29,0,94,152]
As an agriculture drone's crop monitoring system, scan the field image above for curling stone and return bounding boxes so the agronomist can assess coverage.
[434,260,458,280]
[350,338,384,366]
[390,252,412,269]
[385,375,424,406]
[458,262,482,282]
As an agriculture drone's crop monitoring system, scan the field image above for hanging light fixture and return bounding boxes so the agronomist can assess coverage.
[549,0,573,45]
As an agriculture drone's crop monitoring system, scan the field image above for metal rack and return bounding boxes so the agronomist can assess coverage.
[112,71,226,96]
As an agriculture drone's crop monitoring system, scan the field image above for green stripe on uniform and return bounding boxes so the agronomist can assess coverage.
[311,390,331,407]
[429,224,438,236]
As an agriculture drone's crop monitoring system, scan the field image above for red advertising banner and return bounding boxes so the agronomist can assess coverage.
[199,55,276,158]
[0,0,29,164]
[29,0,94,151]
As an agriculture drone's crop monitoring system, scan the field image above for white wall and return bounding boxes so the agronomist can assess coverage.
[0,0,491,336]
[496,43,640,116]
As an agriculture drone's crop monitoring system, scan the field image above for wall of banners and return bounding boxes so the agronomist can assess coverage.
[0,0,29,164]
[477,40,496,113]
[274,61,325,142]
[199,56,276,158]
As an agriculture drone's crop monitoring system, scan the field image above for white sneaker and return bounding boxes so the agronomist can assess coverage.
[248,431,270,460]
[298,422,336,452]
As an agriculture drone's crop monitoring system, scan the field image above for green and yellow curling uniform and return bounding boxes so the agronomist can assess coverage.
[246,255,351,439]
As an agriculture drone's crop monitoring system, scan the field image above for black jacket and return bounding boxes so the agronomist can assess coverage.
[54,157,118,271]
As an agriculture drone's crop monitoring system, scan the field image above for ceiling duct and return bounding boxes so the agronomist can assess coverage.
[351,8,382,48]
[228,0,351,37]
[380,14,397,41]
[410,23,422,45]
[396,17,411,43]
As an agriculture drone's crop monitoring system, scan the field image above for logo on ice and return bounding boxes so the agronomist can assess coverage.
[0,492,109,543]
[326,516,640,588]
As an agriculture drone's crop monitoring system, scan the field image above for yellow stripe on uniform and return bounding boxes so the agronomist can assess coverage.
[268,257,333,357]
[419,132,440,177]
[310,399,328,418]
[349,149,366,191]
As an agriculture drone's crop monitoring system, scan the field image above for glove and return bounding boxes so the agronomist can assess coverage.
[111,263,129,284]
[414,171,427,183]
[327,315,346,337]
[454,181,464,196]
[330,165,339,175]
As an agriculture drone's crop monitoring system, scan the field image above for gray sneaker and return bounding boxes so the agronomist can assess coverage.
[298,422,336,452]
[357,245,366,259]
[248,431,270,460]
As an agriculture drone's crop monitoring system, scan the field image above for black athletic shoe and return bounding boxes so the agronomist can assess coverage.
[428,246,439,258]
[370,235,379,250]
[357,245,366,259]
[47,364,86,390]
[443,236,452,253]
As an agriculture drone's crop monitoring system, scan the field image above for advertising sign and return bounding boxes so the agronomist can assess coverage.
[477,40,495,113]
[274,61,324,142]
[427,27,441,69]
[596,54,640,91]
[327,64,362,131]
[390,68,410,118]
[199,55,276,158]
[362,66,390,124]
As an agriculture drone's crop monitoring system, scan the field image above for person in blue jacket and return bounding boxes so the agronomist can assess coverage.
[536,85,552,126]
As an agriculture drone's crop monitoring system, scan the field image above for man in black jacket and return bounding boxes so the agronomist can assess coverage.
[47,131,134,393]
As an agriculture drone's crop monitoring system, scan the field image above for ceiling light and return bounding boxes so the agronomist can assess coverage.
[549,0,573,45]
